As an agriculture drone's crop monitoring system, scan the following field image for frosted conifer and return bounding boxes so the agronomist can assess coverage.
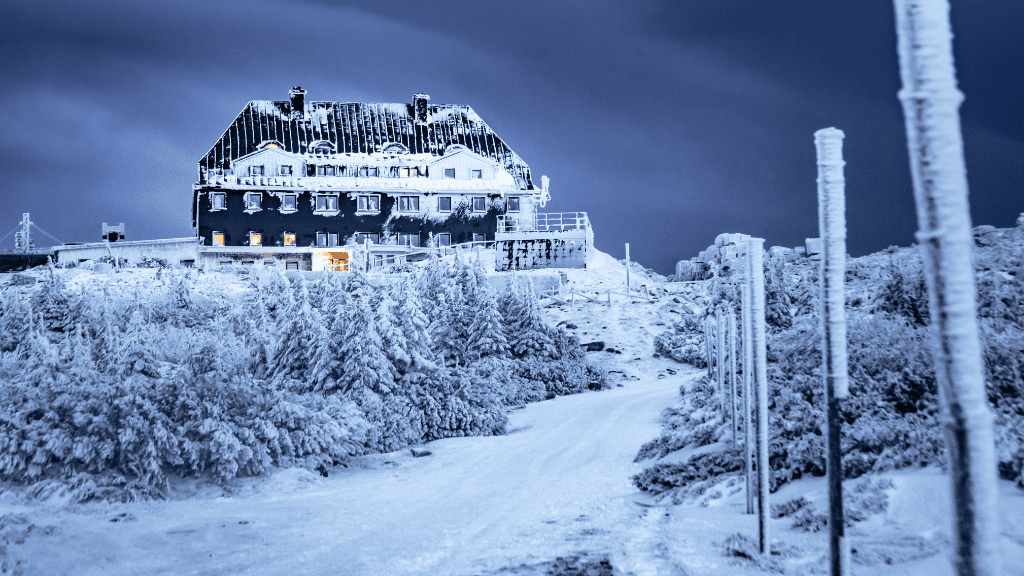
[269,280,325,381]
[116,309,160,378]
[33,266,71,332]
[398,283,437,374]
[337,292,394,395]
[375,289,405,383]
[467,282,508,362]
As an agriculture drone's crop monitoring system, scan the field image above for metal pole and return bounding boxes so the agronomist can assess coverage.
[743,273,755,515]
[729,305,738,447]
[625,243,631,289]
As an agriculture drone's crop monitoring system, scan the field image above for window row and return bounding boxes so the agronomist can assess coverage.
[246,165,490,180]
[212,231,486,248]
[211,193,519,213]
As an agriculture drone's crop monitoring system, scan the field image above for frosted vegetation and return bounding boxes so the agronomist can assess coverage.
[0,259,604,502]
[641,226,1024,499]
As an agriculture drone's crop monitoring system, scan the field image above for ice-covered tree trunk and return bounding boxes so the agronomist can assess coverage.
[894,2,1001,575]
[728,304,738,447]
[742,271,755,515]
[815,126,850,576]
[748,238,769,554]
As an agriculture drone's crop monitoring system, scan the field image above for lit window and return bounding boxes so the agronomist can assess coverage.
[245,193,262,210]
[317,232,327,247]
[284,233,296,247]
[473,233,485,242]
[398,196,420,212]
[471,169,482,179]
[438,197,452,212]
[316,195,339,212]
[444,168,456,179]
[281,195,297,212]
[398,233,420,247]
[328,233,338,247]
[357,195,380,212]
[399,167,411,178]
[286,261,299,271]
[249,232,262,246]
[212,232,225,246]
[472,197,487,212]
[506,197,520,212]
[211,193,226,210]
[437,233,451,247]
[251,165,265,176]
[279,165,293,176]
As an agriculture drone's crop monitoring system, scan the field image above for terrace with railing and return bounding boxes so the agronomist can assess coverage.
[496,212,590,234]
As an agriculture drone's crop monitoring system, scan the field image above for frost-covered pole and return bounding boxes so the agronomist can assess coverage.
[728,304,738,446]
[742,272,754,515]
[815,127,850,576]
[716,309,725,419]
[893,2,1001,574]
[625,243,631,289]
[747,237,769,554]
[704,316,714,379]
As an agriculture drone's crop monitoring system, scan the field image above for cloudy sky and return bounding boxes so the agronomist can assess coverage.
[1,0,1021,273]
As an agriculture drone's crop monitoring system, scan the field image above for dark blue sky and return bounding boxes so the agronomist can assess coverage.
[1,0,1021,273]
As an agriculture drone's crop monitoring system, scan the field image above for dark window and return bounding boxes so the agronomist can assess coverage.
[317,232,327,247]
[358,166,379,177]
[179,260,195,267]
[471,169,482,179]
[219,260,232,265]
[306,164,316,177]
[438,197,452,212]
[473,233,485,242]
[328,233,338,247]
[374,255,384,268]
[251,165,264,176]
[357,195,380,212]
[398,233,420,247]
[316,195,339,212]
[242,260,254,266]
[286,261,299,271]
[279,165,293,176]
[398,196,420,212]
[246,194,262,210]
[211,193,226,210]
[444,168,456,179]
[472,197,487,212]
[437,233,451,247]
[355,233,380,244]
[282,195,297,211]
[507,197,521,212]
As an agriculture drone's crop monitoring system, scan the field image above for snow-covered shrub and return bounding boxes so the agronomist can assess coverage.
[653,314,707,368]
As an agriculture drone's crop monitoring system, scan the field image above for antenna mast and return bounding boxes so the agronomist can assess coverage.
[13,213,33,252]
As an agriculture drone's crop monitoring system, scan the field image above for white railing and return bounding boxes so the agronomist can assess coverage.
[497,212,590,234]
[364,240,497,272]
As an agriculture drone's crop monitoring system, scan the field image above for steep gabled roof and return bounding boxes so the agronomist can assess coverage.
[198,98,535,190]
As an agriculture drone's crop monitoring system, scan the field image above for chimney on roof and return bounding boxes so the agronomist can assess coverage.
[289,87,307,117]
[413,93,430,125]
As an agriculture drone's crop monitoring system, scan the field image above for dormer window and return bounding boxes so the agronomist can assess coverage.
[471,169,482,179]
[279,165,293,176]
[315,195,339,213]
[210,192,226,211]
[244,192,262,211]
[250,165,265,176]
[444,168,456,179]
[472,197,487,212]
[357,195,380,213]
[281,194,297,212]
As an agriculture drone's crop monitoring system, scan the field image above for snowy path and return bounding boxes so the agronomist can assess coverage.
[8,367,699,576]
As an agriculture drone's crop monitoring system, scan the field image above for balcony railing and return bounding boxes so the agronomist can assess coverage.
[496,212,590,234]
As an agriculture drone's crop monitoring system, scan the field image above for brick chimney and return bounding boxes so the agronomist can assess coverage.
[413,93,430,125]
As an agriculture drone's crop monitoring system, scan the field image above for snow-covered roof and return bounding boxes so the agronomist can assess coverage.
[199,94,535,190]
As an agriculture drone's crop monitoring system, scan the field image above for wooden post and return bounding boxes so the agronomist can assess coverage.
[748,237,770,555]
[815,127,850,576]
[743,272,755,515]
[893,2,1001,574]
[625,243,631,289]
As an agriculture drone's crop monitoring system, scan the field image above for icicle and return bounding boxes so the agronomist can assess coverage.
[893,1,1000,574]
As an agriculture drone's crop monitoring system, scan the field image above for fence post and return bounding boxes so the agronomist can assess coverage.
[743,274,755,515]
[748,237,769,556]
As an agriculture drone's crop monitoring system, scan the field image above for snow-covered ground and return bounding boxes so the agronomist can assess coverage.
[3,249,1024,575]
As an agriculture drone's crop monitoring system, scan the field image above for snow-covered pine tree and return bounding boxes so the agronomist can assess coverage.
[430,284,464,367]
[0,287,31,353]
[115,309,160,378]
[466,280,508,363]
[374,288,405,384]
[17,311,61,387]
[507,279,556,359]
[268,279,325,382]
[33,265,72,333]
[893,2,1001,573]
[337,290,394,395]
[815,126,850,576]
[398,282,437,375]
